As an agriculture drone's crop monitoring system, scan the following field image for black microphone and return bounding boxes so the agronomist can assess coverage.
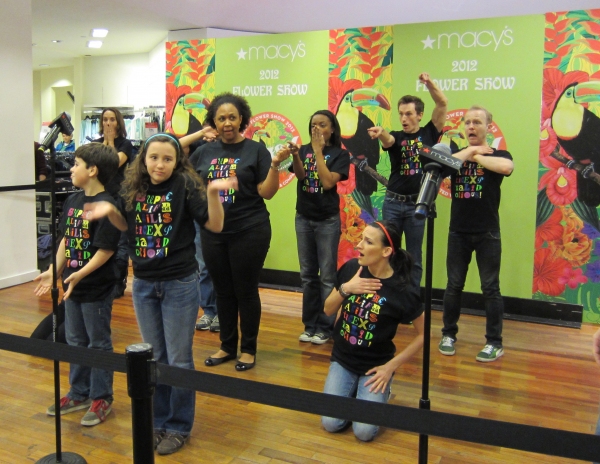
[39,112,74,151]
[414,143,456,219]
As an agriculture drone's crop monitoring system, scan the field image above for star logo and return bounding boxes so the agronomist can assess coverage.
[237,48,247,60]
[421,35,435,50]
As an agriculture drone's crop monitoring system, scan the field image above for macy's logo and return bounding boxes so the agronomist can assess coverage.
[421,27,513,51]
[237,41,306,61]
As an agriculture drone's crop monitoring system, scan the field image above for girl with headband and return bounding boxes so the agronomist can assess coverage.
[85,133,237,455]
[321,220,424,441]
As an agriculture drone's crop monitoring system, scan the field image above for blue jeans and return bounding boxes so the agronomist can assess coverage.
[442,230,504,346]
[65,293,114,401]
[382,197,425,289]
[295,213,340,337]
[321,361,391,442]
[132,272,199,435]
[194,223,217,318]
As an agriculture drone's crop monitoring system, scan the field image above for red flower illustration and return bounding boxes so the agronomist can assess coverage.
[539,166,577,205]
[533,247,569,296]
[535,207,563,248]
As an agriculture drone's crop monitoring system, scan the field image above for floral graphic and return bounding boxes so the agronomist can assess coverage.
[534,9,600,321]
[328,26,393,264]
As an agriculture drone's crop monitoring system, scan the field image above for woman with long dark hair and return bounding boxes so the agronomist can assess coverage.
[321,220,424,441]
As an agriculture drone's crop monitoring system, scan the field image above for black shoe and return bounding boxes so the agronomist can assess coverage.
[205,353,236,366]
[235,357,256,372]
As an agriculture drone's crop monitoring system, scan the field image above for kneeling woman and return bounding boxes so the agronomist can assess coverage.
[321,220,424,441]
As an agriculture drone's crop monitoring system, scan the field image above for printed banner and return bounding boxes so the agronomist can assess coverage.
[534,9,600,321]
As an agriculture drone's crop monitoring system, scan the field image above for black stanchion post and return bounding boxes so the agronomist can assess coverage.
[126,343,156,464]
[418,209,435,464]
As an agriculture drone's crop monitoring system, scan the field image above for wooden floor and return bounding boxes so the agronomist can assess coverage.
[0,278,599,463]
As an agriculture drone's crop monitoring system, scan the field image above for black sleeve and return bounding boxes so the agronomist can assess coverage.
[116,138,133,161]
[329,148,350,181]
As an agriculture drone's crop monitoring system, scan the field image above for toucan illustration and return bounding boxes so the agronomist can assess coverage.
[551,81,600,206]
[335,88,390,216]
[171,93,211,137]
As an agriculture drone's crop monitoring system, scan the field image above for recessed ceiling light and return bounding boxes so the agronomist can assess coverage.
[39,64,49,67]
[91,28,108,38]
[52,40,61,43]
[87,40,103,49]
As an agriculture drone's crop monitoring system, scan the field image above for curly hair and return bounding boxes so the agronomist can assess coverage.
[308,110,342,148]
[203,92,252,133]
[120,134,206,211]
[99,108,127,138]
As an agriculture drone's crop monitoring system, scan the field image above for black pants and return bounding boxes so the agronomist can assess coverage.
[201,222,271,355]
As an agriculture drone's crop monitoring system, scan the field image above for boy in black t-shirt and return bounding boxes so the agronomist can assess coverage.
[34,143,121,426]
[438,106,514,363]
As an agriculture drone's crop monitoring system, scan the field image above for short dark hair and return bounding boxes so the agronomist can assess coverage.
[308,110,342,148]
[204,92,252,133]
[398,95,425,115]
[75,143,119,186]
[99,108,127,138]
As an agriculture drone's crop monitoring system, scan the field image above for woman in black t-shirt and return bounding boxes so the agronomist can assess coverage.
[190,93,288,372]
[280,110,349,345]
[321,220,424,441]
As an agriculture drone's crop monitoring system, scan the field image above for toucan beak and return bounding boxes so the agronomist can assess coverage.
[574,81,600,104]
[255,130,270,138]
[183,93,209,110]
[350,88,391,110]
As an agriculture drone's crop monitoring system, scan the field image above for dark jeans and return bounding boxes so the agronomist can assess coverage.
[382,197,425,289]
[201,222,271,356]
[194,223,217,318]
[295,213,340,337]
[442,230,504,346]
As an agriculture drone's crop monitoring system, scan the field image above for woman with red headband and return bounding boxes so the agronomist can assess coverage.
[321,220,424,441]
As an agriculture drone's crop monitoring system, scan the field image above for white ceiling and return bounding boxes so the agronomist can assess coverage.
[32,0,600,69]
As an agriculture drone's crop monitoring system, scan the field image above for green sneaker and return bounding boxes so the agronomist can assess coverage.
[476,344,504,362]
[438,336,456,356]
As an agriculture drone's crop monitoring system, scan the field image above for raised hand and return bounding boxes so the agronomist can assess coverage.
[208,176,238,193]
[367,126,384,139]
[311,126,326,153]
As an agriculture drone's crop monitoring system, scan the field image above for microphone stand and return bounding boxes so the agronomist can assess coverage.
[36,142,86,464]
[418,202,436,464]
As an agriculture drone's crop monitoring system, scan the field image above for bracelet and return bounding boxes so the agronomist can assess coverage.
[270,164,279,170]
[339,283,351,298]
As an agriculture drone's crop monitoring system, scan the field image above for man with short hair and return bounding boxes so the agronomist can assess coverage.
[368,72,448,289]
[438,106,514,362]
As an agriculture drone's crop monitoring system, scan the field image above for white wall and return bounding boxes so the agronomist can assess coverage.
[81,53,161,108]
[0,0,39,288]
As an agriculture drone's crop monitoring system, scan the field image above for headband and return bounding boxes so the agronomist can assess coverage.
[374,221,395,255]
[145,133,181,156]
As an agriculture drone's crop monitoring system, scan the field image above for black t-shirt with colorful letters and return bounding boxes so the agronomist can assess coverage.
[331,259,423,375]
[383,120,441,195]
[119,172,208,281]
[293,144,349,221]
[59,191,121,302]
[190,139,271,234]
[449,149,512,233]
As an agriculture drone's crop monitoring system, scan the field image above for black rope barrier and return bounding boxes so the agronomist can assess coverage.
[1,331,600,462]
[0,184,36,192]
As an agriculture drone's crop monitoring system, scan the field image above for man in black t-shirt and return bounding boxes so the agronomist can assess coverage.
[368,73,448,289]
[438,106,514,363]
